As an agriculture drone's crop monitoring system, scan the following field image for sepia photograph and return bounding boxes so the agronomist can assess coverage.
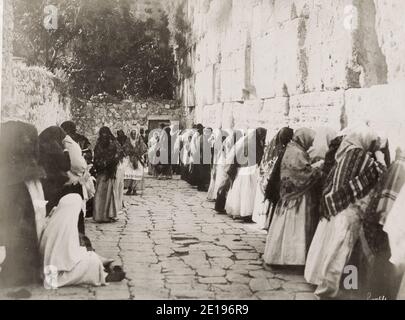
[1,0,405,305]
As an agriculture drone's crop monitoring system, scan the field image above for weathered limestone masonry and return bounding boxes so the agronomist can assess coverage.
[171,0,405,154]
[1,0,71,132]
[72,99,181,145]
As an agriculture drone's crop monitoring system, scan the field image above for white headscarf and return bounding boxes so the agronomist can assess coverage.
[335,124,379,162]
[308,127,337,161]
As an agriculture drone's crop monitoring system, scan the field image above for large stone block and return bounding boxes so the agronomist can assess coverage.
[232,99,264,130]
[345,83,405,154]
[374,0,405,84]
[221,102,235,129]
[202,103,223,128]
[259,97,291,138]
[288,90,344,130]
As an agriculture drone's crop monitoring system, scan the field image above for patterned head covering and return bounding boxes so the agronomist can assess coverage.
[335,125,379,162]
[292,128,316,151]
[308,127,337,161]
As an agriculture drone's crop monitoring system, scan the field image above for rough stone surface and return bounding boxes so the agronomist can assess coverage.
[72,99,181,146]
[166,0,405,153]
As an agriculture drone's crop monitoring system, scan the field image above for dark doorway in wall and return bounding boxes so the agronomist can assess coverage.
[148,120,171,131]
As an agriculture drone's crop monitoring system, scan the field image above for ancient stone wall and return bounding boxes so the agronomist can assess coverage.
[1,0,71,133]
[72,98,182,145]
[172,0,405,154]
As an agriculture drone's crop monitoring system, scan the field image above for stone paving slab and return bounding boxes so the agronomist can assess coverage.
[0,177,318,300]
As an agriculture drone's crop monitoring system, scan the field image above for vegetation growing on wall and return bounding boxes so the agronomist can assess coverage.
[13,0,177,100]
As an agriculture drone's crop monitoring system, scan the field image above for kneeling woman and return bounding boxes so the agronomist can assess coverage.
[263,128,322,266]
[40,194,108,287]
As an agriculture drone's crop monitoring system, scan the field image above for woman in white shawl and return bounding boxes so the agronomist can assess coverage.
[207,129,229,201]
[180,130,194,182]
[148,131,160,177]
[40,194,108,288]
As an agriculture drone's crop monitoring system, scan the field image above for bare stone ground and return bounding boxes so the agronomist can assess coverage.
[0,177,317,300]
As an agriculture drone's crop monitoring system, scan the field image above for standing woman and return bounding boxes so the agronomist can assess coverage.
[263,128,321,266]
[148,131,160,177]
[305,126,386,298]
[362,140,402,299]
[207,129,229,201]
[214,130,243,213]
[123,129,148,195]
[0,121,45,287]
[157,127,173,180]
[181,130,194,182]
[225,128,267,220]
[93,127,125,223]
[252,127,294,229]
[384,184,405,299]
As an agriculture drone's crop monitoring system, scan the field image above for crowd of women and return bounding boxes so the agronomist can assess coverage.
[173,122,405,300]
[0,120,150,291]
[2,118,405,300]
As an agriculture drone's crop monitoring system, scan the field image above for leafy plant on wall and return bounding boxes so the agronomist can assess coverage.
[13,0,177,101]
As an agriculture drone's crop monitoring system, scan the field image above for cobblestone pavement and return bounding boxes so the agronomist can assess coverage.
[0,177,317,300]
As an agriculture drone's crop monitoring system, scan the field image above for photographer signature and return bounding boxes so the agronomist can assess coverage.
[367,292,388,300]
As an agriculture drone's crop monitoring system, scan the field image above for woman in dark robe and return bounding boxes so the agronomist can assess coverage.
[196,127,214,192]
[116,130,128,147]
[0,121,44,287]
[93,127,125,223]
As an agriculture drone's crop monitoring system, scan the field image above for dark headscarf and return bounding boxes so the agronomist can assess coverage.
[61,121,92,164]
[0,121,43,286]
[264,127,294,204]
[38,126,71,213]
[38,126,70,182]
[0,121,45,185]
[255,127,268,165]
[124,129,148,168]
[61,121,76,136]
[94,127,124,178]
[117,130,128,147]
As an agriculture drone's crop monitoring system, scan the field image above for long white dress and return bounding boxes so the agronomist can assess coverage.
[40,194,107,288]
[123,157,144,182]
[225,165,259,218]
[305,194,371,297]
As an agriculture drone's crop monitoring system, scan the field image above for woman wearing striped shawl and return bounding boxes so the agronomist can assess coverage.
[305,125,387,298]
